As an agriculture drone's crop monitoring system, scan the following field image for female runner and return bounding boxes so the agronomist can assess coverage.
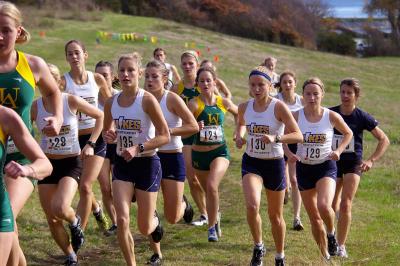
[61,40,112,231]
[235,66,302,266]
[288,78,352,259]
[330,78,389,258]
[0,2,62,264]
[95,60,119,235]
[103,53,170,266]
[145,60,199,265]
[0,105,52,266]
[276,71,305,230]
[171,51,207,226]
[188,66,238,242]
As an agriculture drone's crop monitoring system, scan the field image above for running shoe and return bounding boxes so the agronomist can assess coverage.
[327,234,338,256]
[147,253,162,266]
[292,218,304,231]
[93,203,110,232]
[151,210,164,243]
[104,224,117,236]
[208,226,218,242]
[69,215,85,253]
[182,195,194,223]
[215,211,222,238]
[275,257,285,266]
[192,214,208,226]
[338,245,348,258]
[250,245,266,266]
[64,256,78,266]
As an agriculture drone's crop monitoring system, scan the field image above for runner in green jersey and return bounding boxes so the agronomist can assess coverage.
[188,66,238,242]
[0,2,62,265]
[0,105,52,265]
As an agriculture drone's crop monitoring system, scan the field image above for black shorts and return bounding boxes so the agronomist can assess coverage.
[78,134,106,158]
[38,156,81,185]
[241,153,286,191]
[296,160,337,191]
[336,159,362,178]
[158,152,186,182]
[105,144,117,164]
[284,144,298,161]
[112,155,162,192]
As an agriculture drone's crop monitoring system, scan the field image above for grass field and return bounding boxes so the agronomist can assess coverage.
[15,9,400,266]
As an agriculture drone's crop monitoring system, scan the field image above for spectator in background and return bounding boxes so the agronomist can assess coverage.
[262,57,279,96]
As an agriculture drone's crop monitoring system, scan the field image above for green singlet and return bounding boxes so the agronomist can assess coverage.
[0,125,15,232]
[177,81,201,145]
[0,51,35,165]
[193,95,227,146]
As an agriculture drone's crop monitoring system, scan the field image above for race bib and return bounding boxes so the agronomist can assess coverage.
[116,130,139,156]
[46,135,72,154]
[78,97,96,127]
[6,137,18,154]
[200,125,223,143]
[332,134,354,153]
[247,134,272,155]
[302,145,321,161]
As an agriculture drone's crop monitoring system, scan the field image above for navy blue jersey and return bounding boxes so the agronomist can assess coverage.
[330,105,378,161]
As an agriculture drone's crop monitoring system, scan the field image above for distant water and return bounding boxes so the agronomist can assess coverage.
[325,0,368,18]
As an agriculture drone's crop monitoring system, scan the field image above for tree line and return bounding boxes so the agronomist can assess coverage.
[13,0,400,56]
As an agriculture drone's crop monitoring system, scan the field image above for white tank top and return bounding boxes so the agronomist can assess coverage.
[111,89,155,157]
[158,91,183,151]
[64,71,99,130]
[98,88,119,111]
[36,93,80,155]
[243,98,284,159]
[296,107,333,164]
[165,63,173,81]
[277,92,303,112]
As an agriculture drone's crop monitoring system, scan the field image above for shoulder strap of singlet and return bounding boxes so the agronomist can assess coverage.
[16,51,35,90]
[0,125,6,146]
[177,81,185,95]
[216,95,227,114]
[193,96,205,119]
[160,90,168,104]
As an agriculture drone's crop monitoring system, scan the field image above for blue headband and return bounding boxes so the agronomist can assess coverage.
[249,70,272,82]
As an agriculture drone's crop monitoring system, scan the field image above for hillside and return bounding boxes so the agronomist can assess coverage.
[17,11,400,265]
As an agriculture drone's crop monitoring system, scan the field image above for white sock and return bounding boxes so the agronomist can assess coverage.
[68,252,77,261]
[275,252,285,259]
[327,230,335,237]
[93,206,101,214]
[255,242,264,249]
[71,217,78,227]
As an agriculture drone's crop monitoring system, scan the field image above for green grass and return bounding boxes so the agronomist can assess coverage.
[16,10,400,265]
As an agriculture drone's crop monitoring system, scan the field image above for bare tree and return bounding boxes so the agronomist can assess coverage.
[365,0,400,48]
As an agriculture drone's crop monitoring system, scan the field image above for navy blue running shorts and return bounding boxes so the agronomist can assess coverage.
[241,153,286,191]
[336,159,362,178]
[112,155,162,192]
[158,152,186,182]
[78,134,106,158]
[105,143,117,164]
[296,160,337,191]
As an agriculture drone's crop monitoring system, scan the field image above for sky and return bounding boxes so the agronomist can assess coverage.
[325,0,369,18]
